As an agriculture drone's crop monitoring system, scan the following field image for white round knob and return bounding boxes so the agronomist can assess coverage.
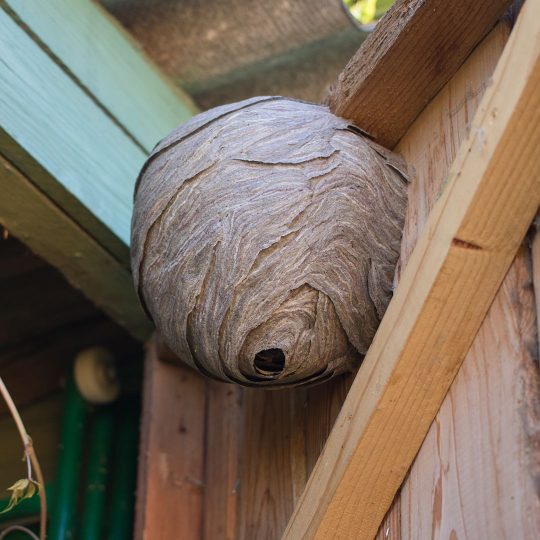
[74,347,120,404]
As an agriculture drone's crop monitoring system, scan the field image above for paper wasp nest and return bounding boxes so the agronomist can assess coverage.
[131,97,407,387]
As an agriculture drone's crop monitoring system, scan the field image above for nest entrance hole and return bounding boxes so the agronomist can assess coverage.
[253,348,285,376]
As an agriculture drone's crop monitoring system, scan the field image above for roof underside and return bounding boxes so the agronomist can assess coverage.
[101,0,366,109]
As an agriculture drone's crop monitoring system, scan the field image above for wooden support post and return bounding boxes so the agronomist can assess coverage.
[202,381,242,540]
[135,340,206,540]
[285,0,540,537]
[326,0,513,148]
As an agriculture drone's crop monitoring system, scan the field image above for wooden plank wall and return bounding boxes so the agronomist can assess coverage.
[136,342,206,540]
[138,11,540,540]
[394,20,540,540]
[207,15,538,540]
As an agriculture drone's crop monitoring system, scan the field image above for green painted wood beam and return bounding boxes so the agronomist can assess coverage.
[4,0,197,154]
[0,1,197,255]
[0,7,138,255]
[0,1,195,337]
[0,134,152,340]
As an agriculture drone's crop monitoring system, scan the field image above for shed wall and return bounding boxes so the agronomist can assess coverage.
[136,17,540,540]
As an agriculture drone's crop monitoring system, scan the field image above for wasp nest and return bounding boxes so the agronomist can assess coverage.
[131,97,408,387]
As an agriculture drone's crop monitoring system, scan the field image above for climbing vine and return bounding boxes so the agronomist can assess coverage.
[0,377,46,540]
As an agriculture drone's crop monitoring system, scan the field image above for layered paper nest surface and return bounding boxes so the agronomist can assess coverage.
[132,97,408,387]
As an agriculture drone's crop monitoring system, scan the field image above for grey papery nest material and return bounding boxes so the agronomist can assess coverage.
[131,97,408,387]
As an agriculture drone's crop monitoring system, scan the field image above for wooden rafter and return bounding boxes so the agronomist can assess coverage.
[285,0,540,537]
[0,155,151,341]
[3,0,197,154]
[0,1,196,339]
[326,0,514,148]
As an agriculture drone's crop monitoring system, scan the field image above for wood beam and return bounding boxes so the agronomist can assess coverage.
[326,0,513,148]
[0,1,195,337]
[135,340,206,540]
[285,1,540,537]
[0,154,151,340]
[3,0,197,154]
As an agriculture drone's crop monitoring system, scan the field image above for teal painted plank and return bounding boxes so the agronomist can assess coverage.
[6,0,196,153]
[0,8,144,249]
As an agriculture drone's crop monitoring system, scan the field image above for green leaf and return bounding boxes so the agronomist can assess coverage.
[0,478,40,514]
[346,0,395,25]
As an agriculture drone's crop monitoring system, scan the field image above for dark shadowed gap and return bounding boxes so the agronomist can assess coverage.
[253,348,286,375]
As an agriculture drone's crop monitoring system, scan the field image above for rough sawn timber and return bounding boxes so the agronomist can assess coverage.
[380,21,512,538]
[396,17,540,539]
[326,0,514,148]
[135,340,206,540]
[284,0,540,537]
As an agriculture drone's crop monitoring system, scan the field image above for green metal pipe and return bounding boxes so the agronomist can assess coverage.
[106,398,140,540]
[79,406,114,540]
[0,484,53,523]
[48,377,87,540]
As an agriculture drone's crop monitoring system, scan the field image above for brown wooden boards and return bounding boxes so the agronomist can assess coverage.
[384,21,512,539]
[326,0,513,148]
[401,246,540,538]
[236,388,308,539]
[284,0,540,536]
[393,18,539,539]
[135,341,206,540]
[203,382,242,540]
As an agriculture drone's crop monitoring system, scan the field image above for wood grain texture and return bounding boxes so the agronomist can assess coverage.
[401,247,540,539]
[202,381,242,540]
[132,97,408,387]
[376,20,513,540]
[135,340,206,540]
[398,11,540,538]
[395,17,540,537]
[375,497,401,540]
[285,1,540,536]
[0,154,151,341]
[304,375,354,476]
[236,388,308,540]
[4,0,197,154]
[396,21,512,269]
[305,21,510,540]
[326,0,513,148]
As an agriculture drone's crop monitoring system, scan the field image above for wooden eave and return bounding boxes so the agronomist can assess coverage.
[0,0,197,340]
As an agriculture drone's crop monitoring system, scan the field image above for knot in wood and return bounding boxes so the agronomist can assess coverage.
[131,97,408,387]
